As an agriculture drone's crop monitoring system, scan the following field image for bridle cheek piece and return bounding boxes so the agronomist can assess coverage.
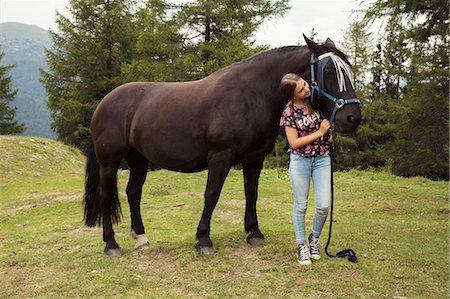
[309,52,360,126]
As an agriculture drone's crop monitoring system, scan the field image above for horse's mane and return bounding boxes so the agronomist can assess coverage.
[210,46,304,75]
[233,46,306,66]
[228,43,351,69]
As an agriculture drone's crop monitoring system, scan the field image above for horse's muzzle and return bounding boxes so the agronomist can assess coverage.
[334,112,361,134]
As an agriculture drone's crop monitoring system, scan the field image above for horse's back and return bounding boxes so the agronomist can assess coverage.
[92,81,212,171]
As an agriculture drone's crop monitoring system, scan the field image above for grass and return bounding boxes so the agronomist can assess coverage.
[0,136,448,298]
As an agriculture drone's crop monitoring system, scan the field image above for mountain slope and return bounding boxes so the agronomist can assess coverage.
[0,22,55,138]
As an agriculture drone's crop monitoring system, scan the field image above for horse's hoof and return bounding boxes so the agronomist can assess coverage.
[246,237,266,247]
[195,245,216,255]
[105,248,122,257]
[135,242,151,250]
[132,232,151,250]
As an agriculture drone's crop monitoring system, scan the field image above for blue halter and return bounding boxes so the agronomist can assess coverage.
[309,53,360,125]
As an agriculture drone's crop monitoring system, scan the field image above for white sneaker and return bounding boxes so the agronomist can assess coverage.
[297,244,312,265]
[308,234,321,260]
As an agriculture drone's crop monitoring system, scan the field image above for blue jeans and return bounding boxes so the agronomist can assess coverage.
[288,153,331,245]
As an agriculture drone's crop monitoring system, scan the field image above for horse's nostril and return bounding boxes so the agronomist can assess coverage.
[347,115,354,123]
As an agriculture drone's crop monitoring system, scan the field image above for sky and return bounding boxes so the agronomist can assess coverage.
[0,0,377,48]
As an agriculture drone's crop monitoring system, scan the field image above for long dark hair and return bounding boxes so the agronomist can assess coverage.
[279,73,314,115]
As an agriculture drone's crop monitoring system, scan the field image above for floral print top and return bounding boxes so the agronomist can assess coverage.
[279,104,332,157]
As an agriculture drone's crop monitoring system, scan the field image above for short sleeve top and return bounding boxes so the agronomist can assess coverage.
[279,104,332,157]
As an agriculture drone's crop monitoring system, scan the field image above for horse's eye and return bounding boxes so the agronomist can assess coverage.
[325,69,333,76]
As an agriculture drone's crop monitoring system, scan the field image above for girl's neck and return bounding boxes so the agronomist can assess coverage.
[292,98,307,108]
[292,98,314,115]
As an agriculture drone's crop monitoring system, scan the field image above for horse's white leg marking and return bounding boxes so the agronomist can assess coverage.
[131,230,150,249]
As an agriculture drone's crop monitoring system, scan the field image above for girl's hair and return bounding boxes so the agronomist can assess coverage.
[279,73,314,115]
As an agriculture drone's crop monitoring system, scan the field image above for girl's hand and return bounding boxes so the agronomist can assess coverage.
[318,119,330,136]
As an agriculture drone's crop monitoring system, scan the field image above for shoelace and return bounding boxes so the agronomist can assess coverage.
[310,237,320,254]
[298,245,310,260]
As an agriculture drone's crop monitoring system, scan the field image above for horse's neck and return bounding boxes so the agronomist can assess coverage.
[234,48,310,105]
[258,49,309,75]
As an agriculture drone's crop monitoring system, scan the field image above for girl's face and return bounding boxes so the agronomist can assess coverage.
[293,78,310,100]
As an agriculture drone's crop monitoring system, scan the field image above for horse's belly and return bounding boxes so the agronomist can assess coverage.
[151,151,208,173]
[134,135,208,173]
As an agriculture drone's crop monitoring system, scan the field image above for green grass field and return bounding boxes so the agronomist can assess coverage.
[0,136,448,298]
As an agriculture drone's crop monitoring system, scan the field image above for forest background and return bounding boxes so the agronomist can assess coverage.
[1,0,448,180]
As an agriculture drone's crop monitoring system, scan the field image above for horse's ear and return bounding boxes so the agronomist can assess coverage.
[325,38,336,48]
[303,34,321,54]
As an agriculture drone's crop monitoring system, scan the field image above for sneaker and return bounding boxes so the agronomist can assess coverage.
[308,234,320,260]
[297,244,312,265]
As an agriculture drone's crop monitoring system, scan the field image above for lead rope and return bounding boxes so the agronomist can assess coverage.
[324,134,359,263]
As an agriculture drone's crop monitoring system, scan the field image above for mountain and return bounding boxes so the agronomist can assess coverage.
[0,22,56,139]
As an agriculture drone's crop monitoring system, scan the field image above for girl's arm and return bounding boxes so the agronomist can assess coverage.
[285,120,330,149]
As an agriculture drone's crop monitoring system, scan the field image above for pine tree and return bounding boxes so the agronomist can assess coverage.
[0,52,25,135]
[121,0,186,82]
[175,0,290,79]
[41,0,137,151]
[365,0,449,180]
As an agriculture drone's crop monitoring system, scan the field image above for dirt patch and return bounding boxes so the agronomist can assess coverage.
[67,227,97,236]
[176,192,203,198]
[222,198,283,208]
[261,198,284,205]
[154,184,177,189]
[214,209,242,224]
[132,249,182,272]
[8,193,81,213]
[52,194,80,202]
[223,199,242,207]
[0,263,61,297]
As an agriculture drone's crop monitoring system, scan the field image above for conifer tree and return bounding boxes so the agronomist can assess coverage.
[0,52,25,135]
[307,28,319,42]
[332,19,377,170]
[41,0,137,151]
[175,0,290,79]
[340,19,372,93]
[121,0,185,82]
[365,0,448,180]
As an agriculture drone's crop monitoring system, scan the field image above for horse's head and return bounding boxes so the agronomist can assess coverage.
[302,35,361,133]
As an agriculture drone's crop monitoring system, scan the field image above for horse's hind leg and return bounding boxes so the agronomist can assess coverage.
[243,158,265,246]
[125,149,150,250]
[99,163,122,256]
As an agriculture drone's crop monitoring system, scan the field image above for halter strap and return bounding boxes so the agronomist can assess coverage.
[309,53,360,125]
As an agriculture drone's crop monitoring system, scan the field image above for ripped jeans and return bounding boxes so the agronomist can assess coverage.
[288,153,331,245]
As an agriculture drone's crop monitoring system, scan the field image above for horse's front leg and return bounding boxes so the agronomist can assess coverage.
[243,158,265,246]
[195,151,234,254]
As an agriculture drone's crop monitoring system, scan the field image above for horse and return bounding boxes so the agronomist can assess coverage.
[83,35,361,256]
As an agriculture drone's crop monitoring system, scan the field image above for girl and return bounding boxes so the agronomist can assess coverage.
[279,73,332,265]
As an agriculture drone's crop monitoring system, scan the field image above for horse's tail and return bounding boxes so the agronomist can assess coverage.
[83,140,102,227]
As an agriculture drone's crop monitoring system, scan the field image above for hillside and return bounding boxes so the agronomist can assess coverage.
[0,135,84,180]
[0,22,55,139]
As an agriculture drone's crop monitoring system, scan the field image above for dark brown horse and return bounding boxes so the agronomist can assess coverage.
[84,36,361,256]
